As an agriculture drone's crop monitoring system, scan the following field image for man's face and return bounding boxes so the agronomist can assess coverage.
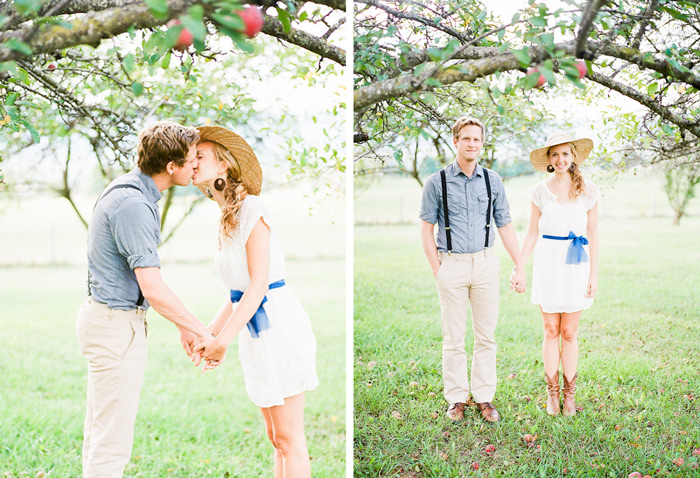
[169,144,198,186]
[453,125,483,162]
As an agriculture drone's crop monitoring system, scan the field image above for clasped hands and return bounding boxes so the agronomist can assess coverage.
[180,328,228,373]
[510,268,526,294]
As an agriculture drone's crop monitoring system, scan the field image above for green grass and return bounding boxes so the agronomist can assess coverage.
[0,187,345,477]
[354,171,700,477]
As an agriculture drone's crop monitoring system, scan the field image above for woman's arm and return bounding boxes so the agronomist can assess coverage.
[196,218,271,362]
[208,299,234,337]
[586,203,599,298]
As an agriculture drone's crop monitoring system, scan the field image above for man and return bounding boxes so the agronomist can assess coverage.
[419,116,525,423]
[76,120,214,477]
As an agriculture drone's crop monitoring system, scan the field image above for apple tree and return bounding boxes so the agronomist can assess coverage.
[353,0,700,185]
[0,0,346,242]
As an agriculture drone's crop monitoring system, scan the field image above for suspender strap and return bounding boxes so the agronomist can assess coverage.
[483,168,492,248]
[88,183,145,307]
[440,169,452,253]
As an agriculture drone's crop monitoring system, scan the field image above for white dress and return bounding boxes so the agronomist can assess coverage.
[215,195,318,408]
[530,179,600,313]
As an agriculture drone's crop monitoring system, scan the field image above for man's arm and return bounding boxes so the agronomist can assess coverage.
[134,267,213,340]
[420,219,441,277]
[497,223,525,291]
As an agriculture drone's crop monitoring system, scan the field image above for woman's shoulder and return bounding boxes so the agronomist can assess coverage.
[240,194,268,213]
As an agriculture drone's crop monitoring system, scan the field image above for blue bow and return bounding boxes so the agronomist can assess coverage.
[230,279,286,338]
[542,231,589,265]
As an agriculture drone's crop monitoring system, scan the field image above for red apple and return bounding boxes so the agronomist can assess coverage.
[471,462,479,470]
[236,6,264,39]
[167,19,193,51]
[673,457,684,466]
[575,60,588,78]
[485,444,495,453]
[628,473,642,478]
[47,63,56,70]
[693,448,700,455]
[527,67,546,88]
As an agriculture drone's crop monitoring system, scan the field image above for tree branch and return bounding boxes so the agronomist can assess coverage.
[262,15,345,65]
[356,0,469,42]
[631,0,659,50]
[354,41,578,110]
[0,0,197,63]
[588,70,700,138]
[576,0,609,57]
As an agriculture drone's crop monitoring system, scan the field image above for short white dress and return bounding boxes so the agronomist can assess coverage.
[530,178,600,313]
[215,195,318,408]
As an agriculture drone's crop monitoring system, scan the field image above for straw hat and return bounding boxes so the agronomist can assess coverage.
[530,131,594,172]
[197,126,262,195]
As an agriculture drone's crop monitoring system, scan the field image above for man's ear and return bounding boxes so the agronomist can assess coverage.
[166,161,175,175]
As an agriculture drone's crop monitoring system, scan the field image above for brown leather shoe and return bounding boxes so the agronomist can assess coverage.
[446,402,466,421]
[476,402,501,422]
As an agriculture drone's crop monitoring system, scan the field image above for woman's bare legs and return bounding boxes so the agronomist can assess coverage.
[260,392,310,478]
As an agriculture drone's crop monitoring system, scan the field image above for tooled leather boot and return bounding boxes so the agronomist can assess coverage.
[545,371,561,416]
[562,373,578,416]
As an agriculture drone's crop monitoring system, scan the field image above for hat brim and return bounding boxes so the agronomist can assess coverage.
[530,138,593,172]
[197,126,262,196]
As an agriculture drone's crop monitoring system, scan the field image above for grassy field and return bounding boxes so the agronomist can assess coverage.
[354,171,700,477]
[0,186,345,477]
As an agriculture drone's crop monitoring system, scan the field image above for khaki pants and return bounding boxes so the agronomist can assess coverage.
[436,249,500,404]
[76,299,148,478]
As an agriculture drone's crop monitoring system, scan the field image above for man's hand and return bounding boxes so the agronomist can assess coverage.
[179,327,197,359]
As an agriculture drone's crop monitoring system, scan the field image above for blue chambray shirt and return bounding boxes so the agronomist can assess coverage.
[419,162,512,253]
[87,169,162,310]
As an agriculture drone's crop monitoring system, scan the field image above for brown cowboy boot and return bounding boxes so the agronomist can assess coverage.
[562,373,578,416]
[545,371,561,416]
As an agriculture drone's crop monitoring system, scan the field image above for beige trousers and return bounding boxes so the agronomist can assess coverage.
[76,299,148,478]
[436,249,500,404]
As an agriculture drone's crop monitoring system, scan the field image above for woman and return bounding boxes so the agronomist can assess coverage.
[192,126,318,477]
[518,131,599,417]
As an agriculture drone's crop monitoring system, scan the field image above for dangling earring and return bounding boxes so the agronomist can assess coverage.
[569,162,576,172]
[214,178,226,191]
[546,165,554,173]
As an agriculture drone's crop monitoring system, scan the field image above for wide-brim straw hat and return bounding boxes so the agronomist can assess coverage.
[530,131,594,172]
[197,126,262,196]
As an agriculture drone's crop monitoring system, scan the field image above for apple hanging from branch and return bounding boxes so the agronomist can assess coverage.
[235,6,264,39]
[167,19,194,51]
[526,67,547,88]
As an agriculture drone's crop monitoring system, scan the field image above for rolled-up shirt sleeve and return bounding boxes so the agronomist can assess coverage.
[491,173,512,228]
[110,200,161,270]
[419,174,439,224]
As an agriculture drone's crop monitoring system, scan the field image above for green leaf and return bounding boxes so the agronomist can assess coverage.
[211,12,245,32]
[511,12,520,24]
[497,105,505,115]
[277,8,292,34]
[123,54,136,73]
[513,47,531,67]
[530,16,547,27]
[5,92,17,106]
[13,0,42,16]
[647,82,658,96]
[15,100,39,109]
[144,0,168,20]
[180,16,207,42]
[5,38,33,56]
[21,120,40,143]
[160,51,171,69]
[539,66,556,85]
[132,82,144,96]
[230,34,255,54]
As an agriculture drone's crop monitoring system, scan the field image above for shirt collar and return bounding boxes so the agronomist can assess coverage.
[134,169,162,203]
[449,161,483,179]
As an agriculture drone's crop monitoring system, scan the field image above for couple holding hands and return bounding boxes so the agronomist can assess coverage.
[420,116,599,423]
[76,121,317,477]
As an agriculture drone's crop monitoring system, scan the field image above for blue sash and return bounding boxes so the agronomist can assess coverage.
[230,279,286,338]
[542,231,589,265]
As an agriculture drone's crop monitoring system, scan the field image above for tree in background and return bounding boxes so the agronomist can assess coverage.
[0,0,346,241]
[354,0,700,188]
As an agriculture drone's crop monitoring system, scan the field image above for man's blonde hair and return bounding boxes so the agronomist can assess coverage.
[452,116,485,142]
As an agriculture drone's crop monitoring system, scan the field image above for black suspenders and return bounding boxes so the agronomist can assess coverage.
[88,183,145,307]
[440,167,493,253]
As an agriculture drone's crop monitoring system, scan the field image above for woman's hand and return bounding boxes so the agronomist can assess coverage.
[194,337,228,363]
[586,275,598,298]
